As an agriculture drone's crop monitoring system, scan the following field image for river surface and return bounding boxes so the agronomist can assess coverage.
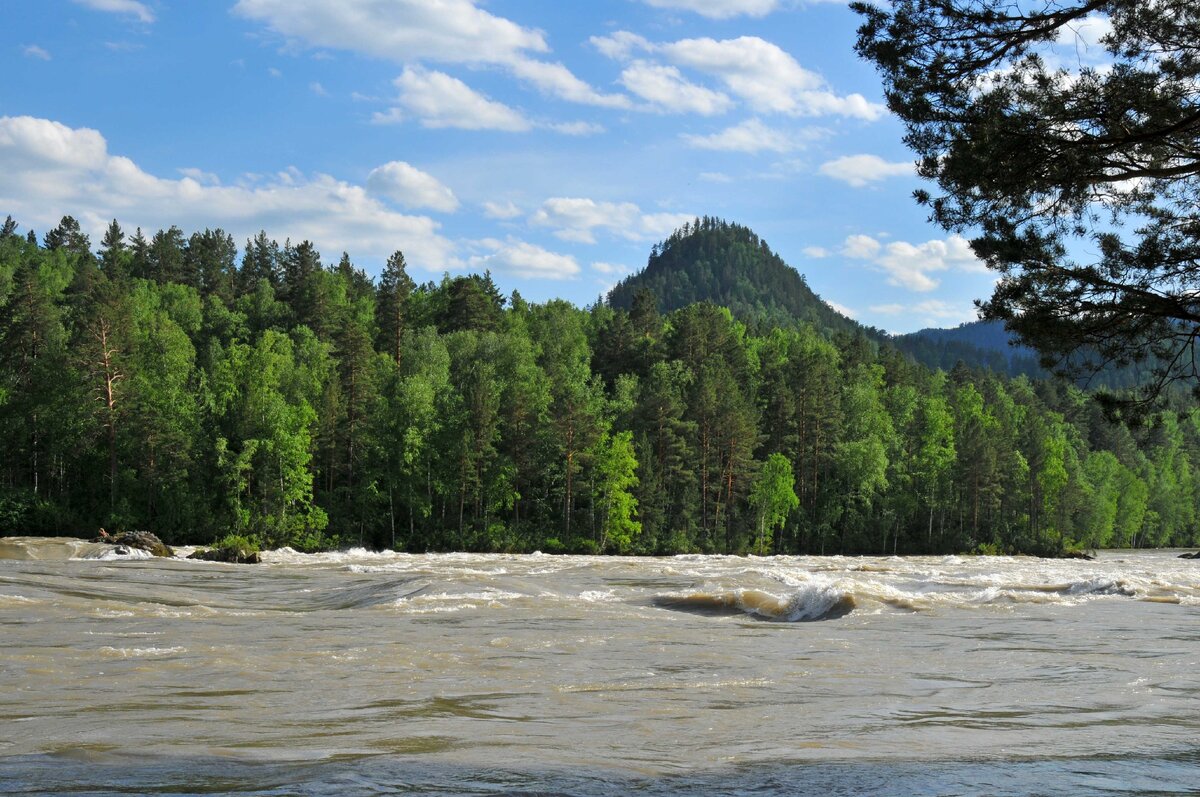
[1,538,1198,796]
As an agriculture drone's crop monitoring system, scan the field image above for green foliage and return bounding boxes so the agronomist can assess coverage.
[749,453,798,555]
[854,1,1200,409]
[1,214,1197,556]
[214,532,259,555]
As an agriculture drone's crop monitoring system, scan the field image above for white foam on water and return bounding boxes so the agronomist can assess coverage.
[99,646,186,657]
[80,546,154,561]
[1065,577,1136,596]
[391,588,525,613]
[0,593,38,605]
[776,582,856,621]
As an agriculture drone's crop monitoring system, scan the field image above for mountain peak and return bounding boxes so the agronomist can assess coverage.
[607,217,862,337]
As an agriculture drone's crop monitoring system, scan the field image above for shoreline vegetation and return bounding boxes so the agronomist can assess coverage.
[3,215,1200,558]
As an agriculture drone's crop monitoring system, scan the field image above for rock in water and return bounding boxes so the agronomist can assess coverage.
[91,530,174,558]
[187,547,261,564]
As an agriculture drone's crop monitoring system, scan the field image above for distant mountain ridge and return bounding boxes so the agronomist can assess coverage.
[893,320,1045,379]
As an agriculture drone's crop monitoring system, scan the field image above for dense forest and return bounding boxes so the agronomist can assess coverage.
[2,214,1198,556]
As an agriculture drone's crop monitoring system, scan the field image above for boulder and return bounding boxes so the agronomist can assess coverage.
[186,547,261,564]
[91,530,174,558]
[1177,551,1200,559]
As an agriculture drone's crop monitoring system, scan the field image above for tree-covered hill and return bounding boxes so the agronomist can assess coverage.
[607,217,870,339]
[894,320,1045,379]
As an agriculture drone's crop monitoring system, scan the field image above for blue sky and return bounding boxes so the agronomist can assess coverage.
[2,0,1005,333]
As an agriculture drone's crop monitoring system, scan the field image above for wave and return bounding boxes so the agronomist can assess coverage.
[653,583,855,622]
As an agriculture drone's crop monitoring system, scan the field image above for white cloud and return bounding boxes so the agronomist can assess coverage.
[268,67,282,78]
[469,238,580,279]
[0,115,455,270]
[546,121,605,136]
[370,107,405,126]
[620,63,733,115]
[592,262,630,276]
[482,200,522,220]
[819,154,913,187]
[640,0,781,18]
[594,31,883,120]
[590,32,652,61]
[682,118,801,153]
[72,0,155,23]
[826,300,856,319]
[234,0,546,66]
[530,197,692,244]
[366,161,459,213]
[309,81,329,97]
[234,0,623,109]
[389,67,531,131]
[178,167,219,185]
[1054,13,1113,66]
[840,234,881,260]
[802,246,829,258]
[661,36,884,119]
[510,60,630,109]
[870,299,977,326]
[22,44,51,61]
[840,233,983,292]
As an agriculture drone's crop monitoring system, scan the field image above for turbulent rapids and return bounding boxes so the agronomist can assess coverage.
[1,539,1199,796]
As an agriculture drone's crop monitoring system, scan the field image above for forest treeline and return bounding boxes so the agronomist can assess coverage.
[2,214,1199,556]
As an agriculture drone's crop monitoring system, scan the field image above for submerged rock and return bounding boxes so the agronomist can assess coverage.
[1177,551,1200,559]
[91,530,174,558]
[1057,549,1095,560]
[187,547,261,564]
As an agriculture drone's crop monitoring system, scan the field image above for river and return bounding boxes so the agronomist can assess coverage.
[1,537,1197,795]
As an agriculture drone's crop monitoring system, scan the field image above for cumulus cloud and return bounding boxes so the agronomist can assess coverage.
[386,67,531,131]
[366,161,459,213]
[620,63,733,115]
[0,115,455,270]
[640,0,781,18]
[469,238,580,279]
[72,0,155,23]
[234,0,546,66]
[509,60,630,109]
[682,118,802,153]
[663,36,883,119]
[839,234,881,260]
[802,246,829,258]
[234,0,624,109]
[593,32,883,120]
[482,200,522,220]
[819,154,913,187]
[590,31,652,61]
[530,197,691,244]
[840,233,983,292]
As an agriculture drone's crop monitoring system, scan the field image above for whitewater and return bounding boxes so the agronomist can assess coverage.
[1,538,1197,795]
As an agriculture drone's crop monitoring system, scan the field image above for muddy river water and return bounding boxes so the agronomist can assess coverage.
[1,538,1197,795]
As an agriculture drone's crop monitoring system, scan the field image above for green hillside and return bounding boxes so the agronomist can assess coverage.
[607,217,869,339]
